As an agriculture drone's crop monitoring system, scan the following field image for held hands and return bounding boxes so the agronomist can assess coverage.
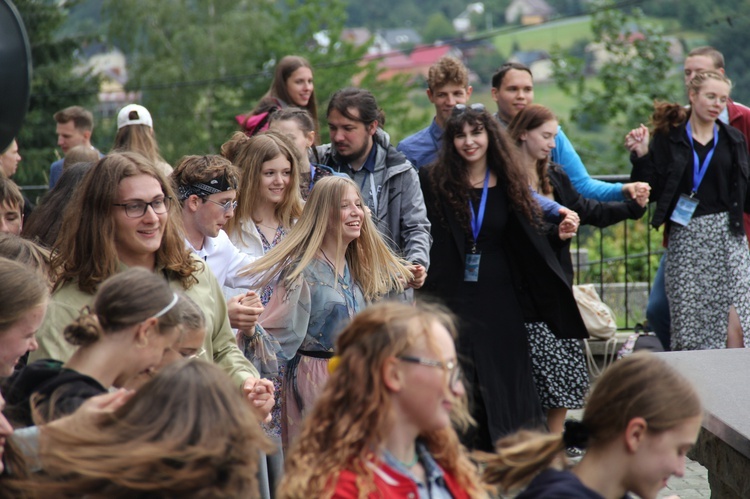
[624,124,650,158]
[242,377,275,423]
[227,290,264,332]
[622,181,651,207]
[405,264,427,289]
[558,207,580,240]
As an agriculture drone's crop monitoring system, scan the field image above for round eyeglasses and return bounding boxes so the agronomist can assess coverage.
[397,355,462,388]
[205,198,238,213]
[113,197,171,218]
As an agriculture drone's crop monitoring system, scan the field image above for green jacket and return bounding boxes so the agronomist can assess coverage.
[29,258,259,388]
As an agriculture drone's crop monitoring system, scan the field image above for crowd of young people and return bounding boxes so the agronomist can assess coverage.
[2,46,744,497]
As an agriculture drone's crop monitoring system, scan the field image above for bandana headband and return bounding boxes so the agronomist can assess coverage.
[177,174,237,201]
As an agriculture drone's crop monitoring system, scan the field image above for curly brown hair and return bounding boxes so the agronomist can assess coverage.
[425,108,540,233]
[279,301,484,498]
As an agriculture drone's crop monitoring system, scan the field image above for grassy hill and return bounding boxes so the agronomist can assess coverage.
[493,16,593,54]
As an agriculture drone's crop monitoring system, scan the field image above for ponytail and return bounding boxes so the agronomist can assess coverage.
[481,430,564,493]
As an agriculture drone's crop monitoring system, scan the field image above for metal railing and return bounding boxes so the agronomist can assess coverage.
[572,175,661,330]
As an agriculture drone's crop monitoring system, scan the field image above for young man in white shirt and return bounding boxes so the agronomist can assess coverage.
[172,155,263,331]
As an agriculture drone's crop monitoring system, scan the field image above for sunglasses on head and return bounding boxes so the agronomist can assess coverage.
[451,103,486,117]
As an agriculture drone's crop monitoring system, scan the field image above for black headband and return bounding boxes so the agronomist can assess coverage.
[177,174,237,201]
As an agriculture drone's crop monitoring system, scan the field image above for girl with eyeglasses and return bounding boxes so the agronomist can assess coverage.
[418,106,588,451]
[279,301,484,498]
[27,152,274,423]
[508,104,648,435]
[4,268,182,427]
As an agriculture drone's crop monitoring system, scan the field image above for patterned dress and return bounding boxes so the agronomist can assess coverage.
[259,258,365,449]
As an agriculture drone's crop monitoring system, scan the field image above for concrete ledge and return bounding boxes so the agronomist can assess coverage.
[584,332,632,355]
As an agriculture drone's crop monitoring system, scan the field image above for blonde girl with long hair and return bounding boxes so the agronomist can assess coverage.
[484,352,702,499]
[242,175,412,448]
[279,301,484,499]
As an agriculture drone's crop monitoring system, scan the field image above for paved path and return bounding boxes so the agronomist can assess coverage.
[657,458,710,498]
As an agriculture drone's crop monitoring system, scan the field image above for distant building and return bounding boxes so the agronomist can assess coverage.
[505,0,555,25]
[366,45,464,82]
[74,44,139,118]
[509,50,554,82]
[372,28,422,54]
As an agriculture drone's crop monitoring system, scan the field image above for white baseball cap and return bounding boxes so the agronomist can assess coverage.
[117,104,153,129]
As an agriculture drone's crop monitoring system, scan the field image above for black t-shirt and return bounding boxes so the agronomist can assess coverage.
[679,126,733,217]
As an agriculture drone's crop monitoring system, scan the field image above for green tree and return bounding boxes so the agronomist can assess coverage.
[104,0,423,159]
[550,0,678,172]
[708,5,750,105]
[421,12,455,44]
[12,0,98,189]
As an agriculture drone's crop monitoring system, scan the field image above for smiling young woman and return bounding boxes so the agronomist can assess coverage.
[508,104,647,435]
[279,301,484,499]
[418,107,588,451]
[241,176,412,448]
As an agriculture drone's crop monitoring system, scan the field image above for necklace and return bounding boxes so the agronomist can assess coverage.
[320,249,337,269]
[256,222,280,231]
[396,452,419,468]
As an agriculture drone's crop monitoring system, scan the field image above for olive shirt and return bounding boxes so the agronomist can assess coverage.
[28,258,259,387]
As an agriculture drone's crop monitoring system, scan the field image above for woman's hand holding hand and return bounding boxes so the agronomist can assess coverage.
[625,124,650,158]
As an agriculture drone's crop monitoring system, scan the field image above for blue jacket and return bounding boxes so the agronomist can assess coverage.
[552,127,625,202]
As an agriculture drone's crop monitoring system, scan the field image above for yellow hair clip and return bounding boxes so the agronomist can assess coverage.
[328,355,341,374]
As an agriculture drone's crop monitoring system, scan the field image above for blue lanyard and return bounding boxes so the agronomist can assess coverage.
[685,121,719,196]
[469,169,490,251]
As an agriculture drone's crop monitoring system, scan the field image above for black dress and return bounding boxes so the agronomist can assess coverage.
[427,185,543,449]
[463,187,543,447]
[418,168,588,451]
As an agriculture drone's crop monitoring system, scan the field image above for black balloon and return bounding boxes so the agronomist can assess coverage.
[0,0,31,152]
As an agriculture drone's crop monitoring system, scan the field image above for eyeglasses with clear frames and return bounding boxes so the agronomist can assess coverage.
[205,199,238,213]
[397,355,462,388]
[113,197,171,218]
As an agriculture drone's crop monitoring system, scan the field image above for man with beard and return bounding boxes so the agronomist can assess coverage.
[317,88,430,291]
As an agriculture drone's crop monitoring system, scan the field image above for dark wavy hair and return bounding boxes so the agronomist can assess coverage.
[426,108,540,232]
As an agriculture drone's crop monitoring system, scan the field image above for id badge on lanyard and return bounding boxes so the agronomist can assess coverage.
[464,170,489,282]
[670,121,718,226]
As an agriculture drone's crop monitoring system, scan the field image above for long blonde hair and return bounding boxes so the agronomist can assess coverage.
[222,131,304,245]
[279,301,484,498]
[241,176,410,301]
